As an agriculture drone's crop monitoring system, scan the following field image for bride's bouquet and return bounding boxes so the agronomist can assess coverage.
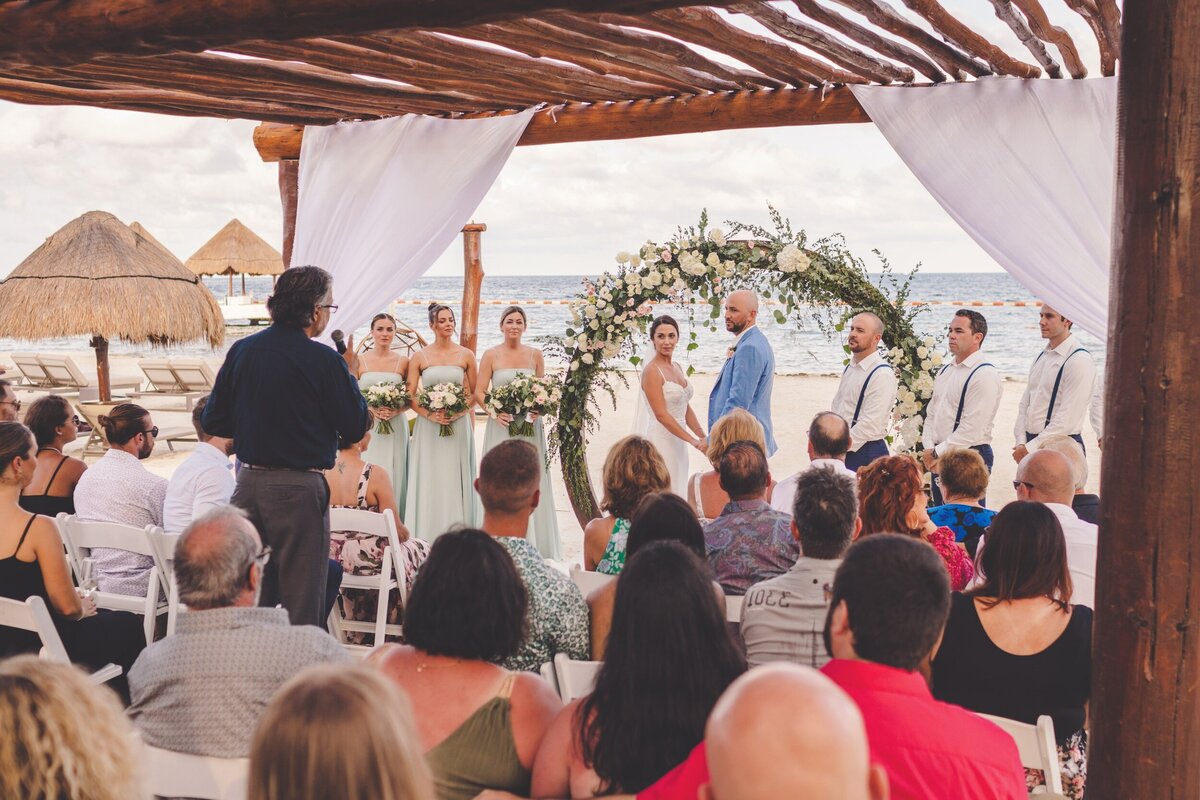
[485,374,563,437]
[418,382,470,437]
[362,381,409,436]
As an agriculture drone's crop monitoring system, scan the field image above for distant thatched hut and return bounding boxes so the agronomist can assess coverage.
[0,211,223,400]
[185,218,285,298]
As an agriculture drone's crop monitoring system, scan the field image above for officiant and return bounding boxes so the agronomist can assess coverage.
[708,290,777,456]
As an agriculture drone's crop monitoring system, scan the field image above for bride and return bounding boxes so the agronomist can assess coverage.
[635,315,707,497]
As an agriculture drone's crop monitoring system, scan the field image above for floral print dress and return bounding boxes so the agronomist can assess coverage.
[328,463,429,645]
[927,526,974,591]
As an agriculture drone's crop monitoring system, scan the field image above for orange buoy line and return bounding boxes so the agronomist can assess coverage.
[390,298,1044,308]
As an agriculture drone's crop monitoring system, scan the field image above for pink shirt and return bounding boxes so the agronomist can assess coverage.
[822,659,1025,800]
[637,743,708,800]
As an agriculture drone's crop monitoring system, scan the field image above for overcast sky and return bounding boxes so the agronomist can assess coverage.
[0,2,1107,279]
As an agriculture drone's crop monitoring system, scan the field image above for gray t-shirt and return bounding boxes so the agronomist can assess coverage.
[740,557,842,669]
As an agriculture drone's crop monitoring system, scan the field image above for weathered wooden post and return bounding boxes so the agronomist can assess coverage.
[1089,0,1200,796]
[278,160,299,267]
[461,223,486,353]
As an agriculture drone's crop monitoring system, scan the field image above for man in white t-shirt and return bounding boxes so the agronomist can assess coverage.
[163,396,235,533]
[771,412,857,516]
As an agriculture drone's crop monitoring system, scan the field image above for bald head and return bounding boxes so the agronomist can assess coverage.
[729,290,759,311]
[703,664,887,800]
[809,411,851,459]
[174,506,262,610]
[724,291,760,335]
[1036,435,1087,491]
[853,312,884,336]
[1016,449,1076,505]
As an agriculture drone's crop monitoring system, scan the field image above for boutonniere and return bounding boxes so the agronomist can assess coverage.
[726,346,737,359]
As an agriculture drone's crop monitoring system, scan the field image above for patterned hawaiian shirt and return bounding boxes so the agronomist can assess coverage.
[495,535,590,672]
[928,503,997,558]
[704,499,799,596]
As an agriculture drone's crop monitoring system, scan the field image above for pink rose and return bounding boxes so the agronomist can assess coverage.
[661,250,672,262]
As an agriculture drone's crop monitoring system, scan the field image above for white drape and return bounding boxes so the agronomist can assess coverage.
[852,78,1117,337]
[291,110,535,341]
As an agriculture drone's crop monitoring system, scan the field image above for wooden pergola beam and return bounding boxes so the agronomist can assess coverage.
[0,0,739,67]
[789,0,948,83]
[1007,0,1087,78]
[824,0,990,79]
[252,86,870,161]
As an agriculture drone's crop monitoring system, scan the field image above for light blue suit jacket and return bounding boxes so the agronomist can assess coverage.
[708,325,776,455]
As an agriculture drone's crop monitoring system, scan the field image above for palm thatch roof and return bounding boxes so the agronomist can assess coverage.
[185,218,285,277]
[129,220,184,266]
[0,210,224,347]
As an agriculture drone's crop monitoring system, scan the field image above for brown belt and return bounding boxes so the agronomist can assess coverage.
[243,464,324,474]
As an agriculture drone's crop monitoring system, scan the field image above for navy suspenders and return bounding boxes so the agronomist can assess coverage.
[1041,348,1090,428]
[950,363,995,432]
[848,363,893,427]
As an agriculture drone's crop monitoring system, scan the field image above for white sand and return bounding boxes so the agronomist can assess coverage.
[6,350,1101,567]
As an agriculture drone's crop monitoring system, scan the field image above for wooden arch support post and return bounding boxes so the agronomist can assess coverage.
[1090,0,1200,795]
[461,223,487,353]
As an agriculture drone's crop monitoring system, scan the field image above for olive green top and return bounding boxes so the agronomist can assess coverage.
[426,672,530,800]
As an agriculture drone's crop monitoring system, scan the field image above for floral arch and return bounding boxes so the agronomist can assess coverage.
[549,209,941,526]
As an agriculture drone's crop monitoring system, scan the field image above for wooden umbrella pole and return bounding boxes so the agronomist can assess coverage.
[227,271,233,298]
[461,223,486,353]
[241,273,246,296]
[90,335,111,402]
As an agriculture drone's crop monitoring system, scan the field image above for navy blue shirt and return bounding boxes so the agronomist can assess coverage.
[202,325,369,470]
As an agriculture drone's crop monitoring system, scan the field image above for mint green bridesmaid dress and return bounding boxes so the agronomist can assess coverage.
[478,367,562,560]
[405,365,476,542]
[358,371,409,521]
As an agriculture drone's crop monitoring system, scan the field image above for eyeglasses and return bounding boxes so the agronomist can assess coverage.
[319,303,339,313]
[143,426,159,438]
[0,399,21,411]
[1012,480,1036,491]
[71,415,81,426]
[254,546,272,568]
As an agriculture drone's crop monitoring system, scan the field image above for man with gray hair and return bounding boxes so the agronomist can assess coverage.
[128,506,350,758]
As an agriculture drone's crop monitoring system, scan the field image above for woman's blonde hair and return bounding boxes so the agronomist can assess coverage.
[0,657,139,800]
[248,664,434,800]
[706,409,766,468]
[601,435,671,519]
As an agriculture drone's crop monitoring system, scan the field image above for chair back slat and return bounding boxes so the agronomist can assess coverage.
[569,564,615,598]
[553,653,602,702]
[978,713,1064,794]
[0,596,71,662]
[144,745,249,800]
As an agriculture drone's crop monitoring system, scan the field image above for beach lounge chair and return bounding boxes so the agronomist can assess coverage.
[10,352,53,387]
[168,358,217,394]
[73,401,197,461]
[129,358,208,409]
[35,353,140,395]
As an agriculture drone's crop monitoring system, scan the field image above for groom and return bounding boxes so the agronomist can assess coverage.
[709,290,777,456]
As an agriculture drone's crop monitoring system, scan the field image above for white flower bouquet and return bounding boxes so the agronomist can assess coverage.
[486,374,563,437]
[418,382,470,437]
[362,381,409,435]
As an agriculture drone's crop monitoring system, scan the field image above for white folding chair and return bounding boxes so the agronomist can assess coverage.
[570,564,615,598]
[978,713,1064,796]
[539,661,560,699]
[57,514,169,645]
[553,652,602,702]
[143,744,248,800]
[146,530,183,636]
[328,508,408,649]
[0,596,122,684]
[724,593,744,624]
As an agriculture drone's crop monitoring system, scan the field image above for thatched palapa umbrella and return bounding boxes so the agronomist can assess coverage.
[0,211,224,401]
[184,218,284,298]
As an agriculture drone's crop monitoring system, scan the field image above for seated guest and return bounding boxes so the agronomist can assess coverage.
[0,422,144,684]
[163,395,235,533]
[326,428,425,644]
[1038,434,1099,524]
[588,491,709,658]
[743,465,858,668]
[770,411,856,515]
[478,439,588,670]
[927,448,995,558]
[533,542,746,796]
[584,435,671,574]
[128,506,350,757]
[0,657,141,800]
[371,530,562,800]
[823,535,1026,799]
[932,501,1091,799]
[701,664,889,800]
[704,441,796,595]
[1011,449,1097,608]
[0,380,18,422]
[248,663,435,800]
[73,402,166,596]
[858,454,973,591]
[19,394,87,516]
[689,409,774,524]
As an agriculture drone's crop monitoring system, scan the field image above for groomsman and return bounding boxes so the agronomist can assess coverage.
[1012,304,1097,463]
[831,312,898,471]
[921,310,1002,506]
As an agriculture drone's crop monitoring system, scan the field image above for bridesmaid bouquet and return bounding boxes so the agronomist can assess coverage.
[486,374,563,437]
[362,381,409,436]
[418,382,470,437]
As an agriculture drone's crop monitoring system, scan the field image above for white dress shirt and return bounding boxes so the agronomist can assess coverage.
[1014,333,1097,449]
[1046,502,1097,609]
[74,449,168,596]
[831,351,898,452]
[163,442,236,533]
[770,459,858,516]
[922,350,1003,455]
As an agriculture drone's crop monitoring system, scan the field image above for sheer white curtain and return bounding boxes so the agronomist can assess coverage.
[852,78,1117,337]
[291,110,535,341]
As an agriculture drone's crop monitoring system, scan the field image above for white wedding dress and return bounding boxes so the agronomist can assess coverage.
[640,374,694,498]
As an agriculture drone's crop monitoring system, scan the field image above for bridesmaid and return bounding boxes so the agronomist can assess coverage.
[405,303,478,542]
[475,305,561,560]
[349,313,410,519]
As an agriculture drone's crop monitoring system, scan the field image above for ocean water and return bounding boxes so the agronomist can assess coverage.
[0,272,1104,378]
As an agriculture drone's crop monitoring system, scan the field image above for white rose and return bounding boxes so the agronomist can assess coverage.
[642,276,656,290]
[709,228,727,246]
[931,353,944,366]
[583,304,597,319]
[616,251,632,263]
[917,346,928,359]
[706,251,721,268]
[582,353,594,365]
[921,359,932,371]
[564,337,576,348]
[589,319,600,330]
